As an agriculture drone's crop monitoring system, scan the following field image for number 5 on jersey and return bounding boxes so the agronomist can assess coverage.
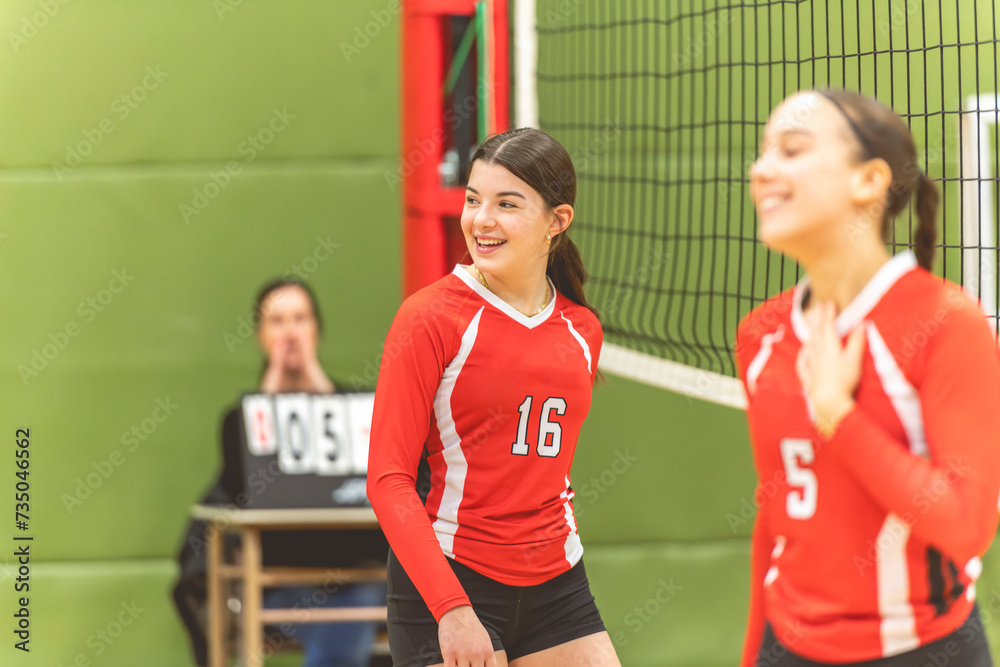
[511,396,566,457]
[780,438,817,519]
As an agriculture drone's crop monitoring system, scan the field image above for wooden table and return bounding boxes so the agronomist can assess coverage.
[191,505,387,667]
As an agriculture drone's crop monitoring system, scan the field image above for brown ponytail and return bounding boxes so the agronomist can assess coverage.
[546,233,596,318]
[913,172,939,270]
[815,89,940,271]
[470,127,600,318]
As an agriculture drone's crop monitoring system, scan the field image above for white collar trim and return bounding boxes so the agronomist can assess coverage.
[452,265,555,329]
[791,251,917,341]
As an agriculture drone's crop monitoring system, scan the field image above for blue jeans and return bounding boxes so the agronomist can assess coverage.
[263,581,387,667]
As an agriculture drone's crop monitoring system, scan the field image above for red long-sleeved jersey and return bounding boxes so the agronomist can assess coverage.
[367,266,602,621]
[737,251,1000,664]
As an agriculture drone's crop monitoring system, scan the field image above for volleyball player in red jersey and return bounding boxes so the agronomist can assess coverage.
[737,89,1000,666]
[368,128,621,667]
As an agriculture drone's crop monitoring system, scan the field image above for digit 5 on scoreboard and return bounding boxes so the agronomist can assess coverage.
[312,395,352,476]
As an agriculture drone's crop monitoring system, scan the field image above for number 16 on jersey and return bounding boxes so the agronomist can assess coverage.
[511,396,567,458]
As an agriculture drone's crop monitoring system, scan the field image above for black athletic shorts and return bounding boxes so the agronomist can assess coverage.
[385,549,607,666]
[756,605,992,667]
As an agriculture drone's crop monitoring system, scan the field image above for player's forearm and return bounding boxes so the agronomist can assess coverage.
[827,408,998,562]
[368,471,471,620]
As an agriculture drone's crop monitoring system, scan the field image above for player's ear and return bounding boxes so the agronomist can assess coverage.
[548,204,574,238]
[850,157,893,207]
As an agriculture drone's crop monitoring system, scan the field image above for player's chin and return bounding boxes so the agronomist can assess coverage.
[282,353,306,371]
[758,220,798,255]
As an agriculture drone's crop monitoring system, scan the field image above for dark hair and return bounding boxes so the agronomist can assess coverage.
[253,278,323,335]
[469,127,598,317]
[814,89,939,270]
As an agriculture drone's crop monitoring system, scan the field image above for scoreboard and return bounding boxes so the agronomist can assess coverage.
[237,392,376,508]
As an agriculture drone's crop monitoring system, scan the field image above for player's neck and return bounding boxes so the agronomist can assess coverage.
[802,241,891,313]
[470,265,551,316]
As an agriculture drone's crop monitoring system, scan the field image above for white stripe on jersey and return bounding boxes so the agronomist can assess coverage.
[561,476,584,566]
[876,514,919,656]
[866,323,928,457]
[561,313,592,374]
[431,307,485,557]
[838,252,917,335]
[764,536,786,587]
[966,556,983,602]
[866,322,925,656]
[746,325,785,395]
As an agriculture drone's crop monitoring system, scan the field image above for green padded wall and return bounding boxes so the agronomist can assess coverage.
[1,1,401,665]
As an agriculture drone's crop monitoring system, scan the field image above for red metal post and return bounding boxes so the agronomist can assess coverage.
[400,0,510,298]
[490,0,510,134]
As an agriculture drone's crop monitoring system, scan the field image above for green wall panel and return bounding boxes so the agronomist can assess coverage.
[0,1,399,168]
[1,0,404,663]
[584,541,750,667]
[3,167,401,563]
[576,374,755,544]
[0,560,191,667]
[2,167,401,372]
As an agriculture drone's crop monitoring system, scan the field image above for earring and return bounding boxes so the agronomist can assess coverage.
[546,234,551,246]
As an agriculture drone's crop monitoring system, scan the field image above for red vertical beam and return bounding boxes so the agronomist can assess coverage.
[490,0,510,133]
[401,2,447,297]
[401,0,510,297]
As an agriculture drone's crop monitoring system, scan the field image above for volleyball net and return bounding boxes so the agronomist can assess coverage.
[514,0,1000,408]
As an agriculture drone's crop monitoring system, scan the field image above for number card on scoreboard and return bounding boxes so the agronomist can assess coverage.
[238,392,375,509]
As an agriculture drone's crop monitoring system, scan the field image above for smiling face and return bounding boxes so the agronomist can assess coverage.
[749,92,872,259]
[462,160,557,282]
[256,285,320,372]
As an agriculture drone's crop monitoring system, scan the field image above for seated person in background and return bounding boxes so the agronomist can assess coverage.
[254,278,334,395]
[173,278,388,667]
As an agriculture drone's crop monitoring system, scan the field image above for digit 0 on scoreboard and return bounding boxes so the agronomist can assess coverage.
[274,394,316,474]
